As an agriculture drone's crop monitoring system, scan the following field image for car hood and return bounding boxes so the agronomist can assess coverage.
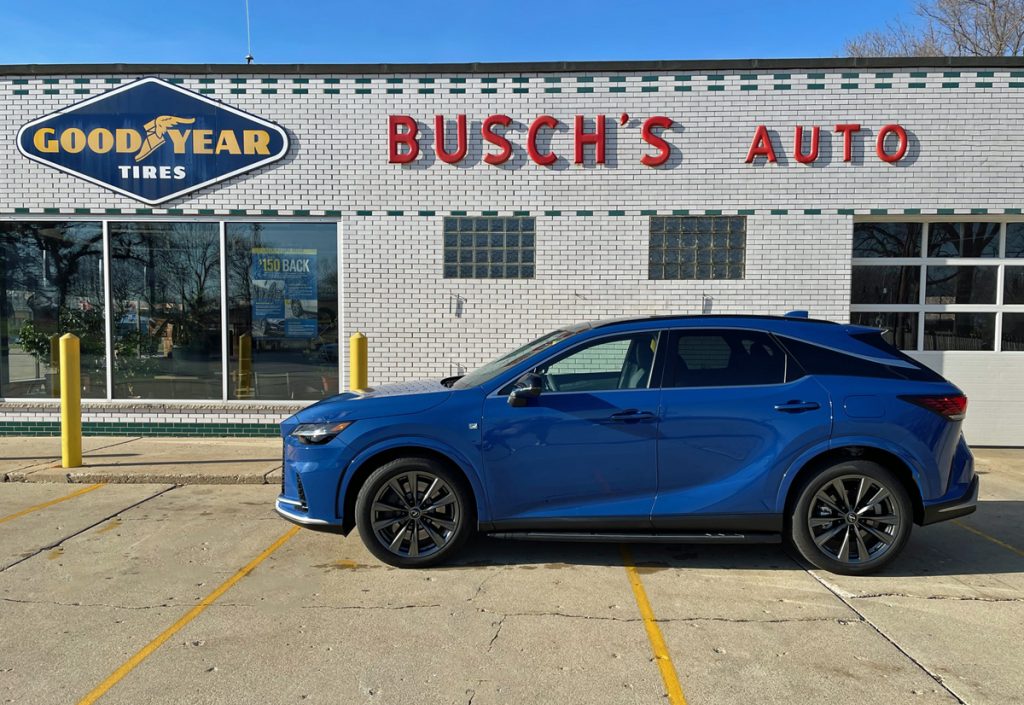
[289,379,454,423]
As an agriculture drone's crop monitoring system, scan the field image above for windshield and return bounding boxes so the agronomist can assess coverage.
[451,328,579,389]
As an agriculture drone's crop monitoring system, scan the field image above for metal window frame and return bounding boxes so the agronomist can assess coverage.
[0,214,343,403]
[851,217,1024,354]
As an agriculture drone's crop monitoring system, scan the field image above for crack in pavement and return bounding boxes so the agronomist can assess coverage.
[849,591,1024,603]
[800,562,970,705]
[0,484,178,573]
[486,614,506,652]
[465,565,509,603]
[0,596,175,611]
[299,603,444,611]
[476,606,858,626]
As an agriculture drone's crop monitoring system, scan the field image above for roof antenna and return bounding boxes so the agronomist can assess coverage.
[244,0,254,64]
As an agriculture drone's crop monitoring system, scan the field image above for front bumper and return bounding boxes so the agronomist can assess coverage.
[921,474,979,525]
[275,497,346,534]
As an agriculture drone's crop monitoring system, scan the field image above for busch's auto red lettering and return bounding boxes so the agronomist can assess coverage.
[481,114,512,165]
[640,116,673,167]
[527,115,559,166]
[387,113,676,167]
[745,123,908,164]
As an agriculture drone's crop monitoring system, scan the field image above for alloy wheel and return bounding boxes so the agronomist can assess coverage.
[369,471,461,558]
[807,474,902,565]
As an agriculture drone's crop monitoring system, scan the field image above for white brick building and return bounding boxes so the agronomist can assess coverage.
[0,58,1021,444]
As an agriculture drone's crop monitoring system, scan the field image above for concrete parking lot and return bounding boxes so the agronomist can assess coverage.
[0,449,1021,705]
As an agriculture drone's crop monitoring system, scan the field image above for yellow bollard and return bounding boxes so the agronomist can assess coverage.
[237,333,253,397]
[59,333,82,469]
[349,332,368,391]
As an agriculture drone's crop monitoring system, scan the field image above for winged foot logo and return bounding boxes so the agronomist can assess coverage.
[17,77,289,205]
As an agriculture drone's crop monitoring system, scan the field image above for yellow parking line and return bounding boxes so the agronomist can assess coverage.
[0,483,103,525]
[954,519,1024,558]
[620,545,688,705]
[77,525,300,705]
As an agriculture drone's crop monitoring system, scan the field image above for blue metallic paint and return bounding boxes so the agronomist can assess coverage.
[276,316,975,538]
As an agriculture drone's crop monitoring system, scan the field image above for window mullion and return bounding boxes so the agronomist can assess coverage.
[102,220,113,400]
[219,221,228,401]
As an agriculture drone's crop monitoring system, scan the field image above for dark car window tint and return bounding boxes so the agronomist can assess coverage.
[669,330,788,387]
[535,332,658,392]
[778,335,938,381]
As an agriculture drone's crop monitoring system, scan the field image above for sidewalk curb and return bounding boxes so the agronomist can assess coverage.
[4,467,282,486]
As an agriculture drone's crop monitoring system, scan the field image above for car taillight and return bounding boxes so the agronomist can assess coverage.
[901,394,967,421]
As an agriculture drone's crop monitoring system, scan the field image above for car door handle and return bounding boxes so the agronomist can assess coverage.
[774,401,821,413]
[609,409,658,422]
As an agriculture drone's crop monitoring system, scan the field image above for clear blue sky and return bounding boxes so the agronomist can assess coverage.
[1,0,919,65]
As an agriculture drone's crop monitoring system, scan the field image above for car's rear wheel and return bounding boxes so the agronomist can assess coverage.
[355,457,473,568]
[788,460,912,575]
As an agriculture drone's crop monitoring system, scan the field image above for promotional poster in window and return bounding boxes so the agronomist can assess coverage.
[250,247,318,339]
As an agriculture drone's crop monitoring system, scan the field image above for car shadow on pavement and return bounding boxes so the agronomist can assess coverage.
[442,500,1023,578]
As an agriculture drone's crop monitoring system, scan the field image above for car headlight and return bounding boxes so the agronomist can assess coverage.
[290,421,353,445]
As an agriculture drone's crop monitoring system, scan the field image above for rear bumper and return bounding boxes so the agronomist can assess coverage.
[921,475,979,525]
[275,497,346,534]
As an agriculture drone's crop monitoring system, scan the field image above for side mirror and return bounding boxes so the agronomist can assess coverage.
[508,373,543,407]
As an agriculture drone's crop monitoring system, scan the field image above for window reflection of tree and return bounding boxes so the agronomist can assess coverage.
[0,222,104,396]
[109,223,220,397]
[853,223,921,258]
[928,222,998,258]
[111,223,219,354]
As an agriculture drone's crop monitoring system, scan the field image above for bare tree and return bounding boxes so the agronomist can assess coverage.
[846,0,1024,56]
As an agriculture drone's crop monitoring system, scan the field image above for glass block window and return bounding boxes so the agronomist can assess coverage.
[649,216,745,280]
[443,217,535,279]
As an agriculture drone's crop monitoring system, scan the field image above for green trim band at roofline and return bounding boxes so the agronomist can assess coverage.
[3,207,1024,217]
[4,56,1024,76]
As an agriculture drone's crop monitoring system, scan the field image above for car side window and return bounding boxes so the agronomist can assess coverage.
[667,329,790,388]
[535,332,659,392]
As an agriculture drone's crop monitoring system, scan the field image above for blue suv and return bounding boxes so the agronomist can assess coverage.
[276,315,978,575]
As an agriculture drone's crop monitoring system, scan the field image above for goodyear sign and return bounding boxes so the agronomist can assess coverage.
[17,77,289,205]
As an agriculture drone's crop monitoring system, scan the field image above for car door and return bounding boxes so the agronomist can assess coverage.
[481,331,663,528]
[652,328,831,528]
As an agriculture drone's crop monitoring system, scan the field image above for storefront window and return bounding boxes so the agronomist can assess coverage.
[924,313,995,351]
[1002,313,1024,351]
[852,221,1021,352]
[849,312,918,350]
[227,223,338,400]
[110,223,221,399]
[924,266,997,304]
[1005,267,1024,305]
[1007,224,1024,258]
[927,222,999,258]
[0,222,106,398]
[850,266,920,304]
[853,223,922,258]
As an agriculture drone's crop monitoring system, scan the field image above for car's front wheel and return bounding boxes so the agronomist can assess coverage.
[788,460,913,575]
[355,457,474,568]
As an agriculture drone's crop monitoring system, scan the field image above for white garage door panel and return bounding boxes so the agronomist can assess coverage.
[909,352,1023,447]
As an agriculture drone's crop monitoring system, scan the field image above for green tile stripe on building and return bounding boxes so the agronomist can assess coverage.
[13,71,1022,96]
[0,421,280,437]
[2,207,1022,218]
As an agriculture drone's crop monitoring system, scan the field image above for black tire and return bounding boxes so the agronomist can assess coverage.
[788,460,913,576]
[355,457,474,568]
